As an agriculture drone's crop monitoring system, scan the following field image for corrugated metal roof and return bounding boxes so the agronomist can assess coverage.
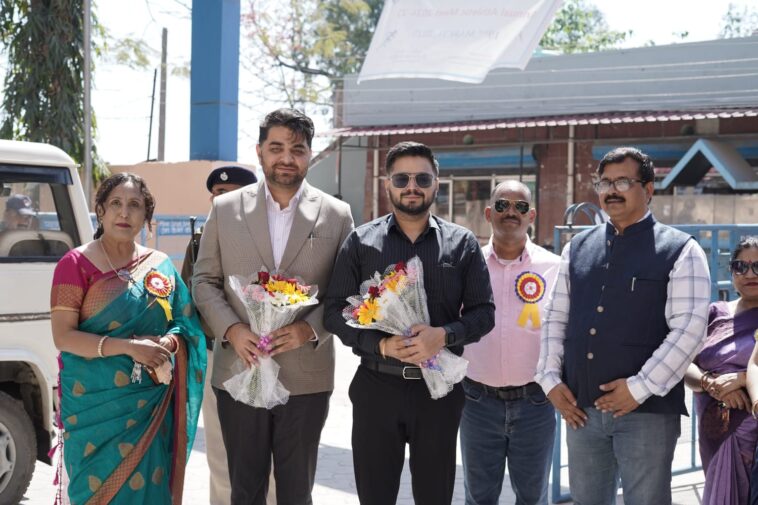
[339,37,758,127]
[320,108,758,137]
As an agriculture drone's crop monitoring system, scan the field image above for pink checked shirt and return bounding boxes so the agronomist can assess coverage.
[463,237,560,388]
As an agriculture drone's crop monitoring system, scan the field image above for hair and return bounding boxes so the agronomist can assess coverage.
[385,141,439,175]
[258,108,315,148]
[490,180,532,205]
[93,172,155,239]
[731,235,758,262]
[597,147,655,184]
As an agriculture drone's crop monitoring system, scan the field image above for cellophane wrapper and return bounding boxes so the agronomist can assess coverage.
[223,273,319,409]
[342,256,468,399]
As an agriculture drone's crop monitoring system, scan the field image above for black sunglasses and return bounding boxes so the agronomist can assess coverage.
[390,173,436,189]
[730,260,758,276]
[493,199,530,215]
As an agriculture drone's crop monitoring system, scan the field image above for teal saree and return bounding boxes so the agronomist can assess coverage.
[52,249,206,504]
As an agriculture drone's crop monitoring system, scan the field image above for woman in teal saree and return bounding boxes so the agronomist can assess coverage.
[50,173,206,504]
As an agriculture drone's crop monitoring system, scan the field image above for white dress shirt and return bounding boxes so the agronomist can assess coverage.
[264,182,304,271]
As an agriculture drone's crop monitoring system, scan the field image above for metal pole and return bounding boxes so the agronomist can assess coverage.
[336,139,343,199]
[83,0,92,204]
[158,28,168,161]
[147,68,158,161]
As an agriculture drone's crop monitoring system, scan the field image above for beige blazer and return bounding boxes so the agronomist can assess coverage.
[192,180,354,395]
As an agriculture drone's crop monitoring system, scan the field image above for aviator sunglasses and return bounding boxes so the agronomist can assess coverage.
[730,260,758,276]
[390,173,436,189]
[493,199,530,215]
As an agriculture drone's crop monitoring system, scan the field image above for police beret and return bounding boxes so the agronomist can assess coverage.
[206,166,257,192]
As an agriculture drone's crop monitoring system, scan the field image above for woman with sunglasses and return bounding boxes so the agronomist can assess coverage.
[685,236,758,505]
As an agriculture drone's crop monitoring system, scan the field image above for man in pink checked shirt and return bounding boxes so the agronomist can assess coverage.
[461,180,559,505]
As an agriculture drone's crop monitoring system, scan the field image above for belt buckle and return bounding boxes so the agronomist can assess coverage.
[402,367,421,380]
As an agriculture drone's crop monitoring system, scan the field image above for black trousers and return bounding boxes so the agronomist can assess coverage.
[215,387,331,505]
[349,365,465,505]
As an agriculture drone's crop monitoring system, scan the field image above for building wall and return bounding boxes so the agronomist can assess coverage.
[350,116,758,250]
[108,160,258,264]
[306,137,368,226]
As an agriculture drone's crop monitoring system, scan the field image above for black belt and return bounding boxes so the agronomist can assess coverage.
[361,359,422,380]
[464,377,542,401]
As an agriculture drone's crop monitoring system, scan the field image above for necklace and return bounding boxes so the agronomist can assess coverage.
[99,238,140,283]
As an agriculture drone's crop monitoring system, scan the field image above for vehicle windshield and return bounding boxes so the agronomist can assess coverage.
[0,164,81,261]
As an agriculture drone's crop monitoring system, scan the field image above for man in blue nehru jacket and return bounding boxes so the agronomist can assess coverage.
[535,147,711,505]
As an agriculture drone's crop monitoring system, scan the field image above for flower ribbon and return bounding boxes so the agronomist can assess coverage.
[514,271,546,329]
[144,270,173,321]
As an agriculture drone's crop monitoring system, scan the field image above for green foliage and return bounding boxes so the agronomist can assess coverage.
[243,0,382,110]
[538,0,629,54]
[105,36,156,70]
[0,0,108,180]
[719,2,758,38]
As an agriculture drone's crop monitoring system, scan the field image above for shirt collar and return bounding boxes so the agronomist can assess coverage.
[264,182,304,211]
[606,210,654,236]
[484,235,534,263]
[387,212,439,237]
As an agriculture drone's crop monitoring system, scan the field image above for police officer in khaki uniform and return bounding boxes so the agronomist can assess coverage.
[181,165,259,505]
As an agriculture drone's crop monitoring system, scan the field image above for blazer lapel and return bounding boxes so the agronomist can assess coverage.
[278,182,321,274]
[242,183,275,271]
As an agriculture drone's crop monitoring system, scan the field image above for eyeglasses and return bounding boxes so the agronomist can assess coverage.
[593,177,644,194]
[390,173,436,189]
[493,199,530,215]
[730,260,758,276]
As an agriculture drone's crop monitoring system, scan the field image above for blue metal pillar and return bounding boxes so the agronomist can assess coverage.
[190,0,240,160]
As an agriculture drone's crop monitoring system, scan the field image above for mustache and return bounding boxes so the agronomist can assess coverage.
[401,190,425,197]
[500,215,521,223]
[604,195,625,203]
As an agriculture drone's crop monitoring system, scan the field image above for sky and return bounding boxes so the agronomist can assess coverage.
[91,0,755,166]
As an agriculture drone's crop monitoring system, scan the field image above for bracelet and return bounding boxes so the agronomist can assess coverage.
[753,400,758,420]
[379,338,387,360]
[162,335,178,355]
[700,371,713,392]
[97,336,108,358]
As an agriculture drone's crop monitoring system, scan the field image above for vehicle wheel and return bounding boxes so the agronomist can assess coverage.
[0,391,36,505]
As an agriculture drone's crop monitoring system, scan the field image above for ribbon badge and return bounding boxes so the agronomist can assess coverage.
[515,271,546,328]
[144,270,174,321]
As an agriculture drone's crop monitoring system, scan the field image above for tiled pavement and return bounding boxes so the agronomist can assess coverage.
[25,342,705,504]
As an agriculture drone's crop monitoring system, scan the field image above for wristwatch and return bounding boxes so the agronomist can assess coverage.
[443,325,456,347]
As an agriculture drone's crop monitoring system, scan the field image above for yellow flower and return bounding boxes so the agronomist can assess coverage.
[383,271,405,293]
[287,291,309,304]
[357,298,381,325]
[266,280,296,296]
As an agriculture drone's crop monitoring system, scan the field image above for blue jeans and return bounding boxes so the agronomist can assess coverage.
[460,380,556,505]
[566,408,680,505]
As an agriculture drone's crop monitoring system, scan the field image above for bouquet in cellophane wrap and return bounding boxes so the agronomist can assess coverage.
[342,256,468,399]
[224,271,318,409]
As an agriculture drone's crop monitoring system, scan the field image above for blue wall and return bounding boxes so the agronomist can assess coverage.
[190,0,240,161]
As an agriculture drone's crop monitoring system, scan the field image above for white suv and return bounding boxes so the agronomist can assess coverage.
[0,140,92,503]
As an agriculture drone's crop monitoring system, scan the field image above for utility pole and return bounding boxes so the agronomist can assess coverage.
[158,28,168,161]
[83,0,92,204]
[147,68,157,161]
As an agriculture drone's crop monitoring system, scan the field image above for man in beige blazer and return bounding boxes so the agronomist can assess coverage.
[192,108,354,505]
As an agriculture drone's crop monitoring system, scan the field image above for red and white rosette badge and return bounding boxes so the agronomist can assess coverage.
[514,271,546,328]
[144,270,174,321]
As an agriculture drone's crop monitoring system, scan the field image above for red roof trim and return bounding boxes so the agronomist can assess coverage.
[320,108,758,137]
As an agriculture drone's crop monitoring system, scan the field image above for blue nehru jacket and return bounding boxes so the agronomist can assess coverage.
[563,214,692,415]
